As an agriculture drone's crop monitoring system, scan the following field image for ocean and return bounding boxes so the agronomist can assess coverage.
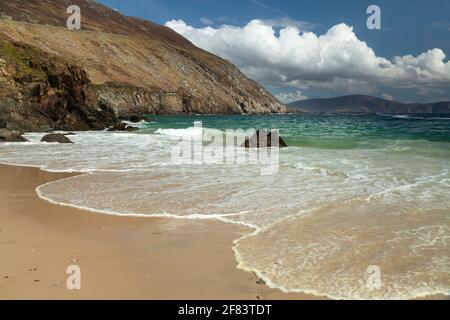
[1,113,449,299]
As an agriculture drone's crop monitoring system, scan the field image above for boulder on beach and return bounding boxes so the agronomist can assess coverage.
[0,129,28,142]
[41,133,73,144]
[243,129,288,148]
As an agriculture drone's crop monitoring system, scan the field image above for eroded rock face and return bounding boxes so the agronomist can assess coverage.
[0,40,119,132]
[0,128,28,142]
[41,133,73,143]
[0,39,281,133]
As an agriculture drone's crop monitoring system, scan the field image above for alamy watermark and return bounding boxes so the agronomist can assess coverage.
[170,122,281,176]
[366,265,382,290]
[66,264,81,290]
[367,5,381,30]
[67,5,81,30]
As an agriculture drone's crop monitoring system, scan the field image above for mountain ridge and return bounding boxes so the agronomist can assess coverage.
[0,0,285,132]
[288,95,450,114]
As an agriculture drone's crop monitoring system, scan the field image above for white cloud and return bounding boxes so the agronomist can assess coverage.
[200,17,213,25]
[165,19,450,93]
[381,93,394,101]
[275,91,308,103]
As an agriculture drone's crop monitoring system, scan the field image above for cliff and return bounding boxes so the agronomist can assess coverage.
[0,0,285,131]
[0,40,120,131]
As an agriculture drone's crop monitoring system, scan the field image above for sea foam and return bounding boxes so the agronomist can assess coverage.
[1,115,449,300]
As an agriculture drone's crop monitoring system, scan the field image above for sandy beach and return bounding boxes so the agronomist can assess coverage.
[0,164,319,300]
[1,0,449,302]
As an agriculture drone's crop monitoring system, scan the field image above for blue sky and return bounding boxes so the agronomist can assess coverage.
[98,0,450,103]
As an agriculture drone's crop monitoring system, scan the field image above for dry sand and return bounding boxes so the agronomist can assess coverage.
[0,164,320,300]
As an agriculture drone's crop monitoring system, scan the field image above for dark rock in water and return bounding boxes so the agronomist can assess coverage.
[41,133,73,143]
[119,114,146,123]
[108,122,126,131]
[0,128,28,142]
[64,132,76,136]
[273,132,288,148]
[108,122,139,132]
[243,129,287,148]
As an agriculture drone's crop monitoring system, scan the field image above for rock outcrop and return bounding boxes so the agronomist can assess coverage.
[0,40,118,132]
[119,114,148,123]
[0,128,28,142]
[0,0,286,132]
[107,122,139,132]
[41,133,73,143]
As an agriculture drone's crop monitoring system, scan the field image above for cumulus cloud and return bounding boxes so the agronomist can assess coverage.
[165,19,450,93]
[275,91,308,103]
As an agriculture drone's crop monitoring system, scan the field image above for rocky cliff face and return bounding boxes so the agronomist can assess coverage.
[0,0,285,131]
[0,40,117,131]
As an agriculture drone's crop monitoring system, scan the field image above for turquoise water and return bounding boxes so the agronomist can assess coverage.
[0,113,449,299]
[142,113,450,150]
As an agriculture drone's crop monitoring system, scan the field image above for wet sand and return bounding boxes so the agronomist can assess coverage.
[0,164,320,300]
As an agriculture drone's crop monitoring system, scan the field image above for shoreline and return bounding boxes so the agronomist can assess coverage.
[0,164,321,300]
